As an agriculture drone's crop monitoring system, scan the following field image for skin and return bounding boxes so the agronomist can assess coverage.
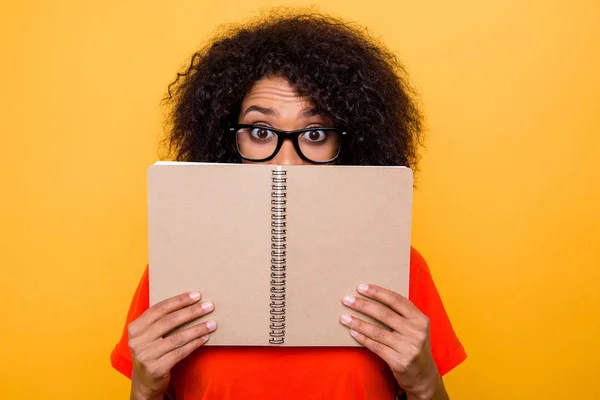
[237,76,336,165]
[129,76,448,400]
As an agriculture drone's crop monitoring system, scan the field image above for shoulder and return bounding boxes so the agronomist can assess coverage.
[408,247,467,375]
[110,266,150,378]
[409,246,429,275]
[408,246,436,302]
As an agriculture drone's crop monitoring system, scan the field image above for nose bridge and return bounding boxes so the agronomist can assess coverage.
[271,138,303,165]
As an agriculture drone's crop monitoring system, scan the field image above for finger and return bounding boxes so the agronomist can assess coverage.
[148,319,218,360]
[356,284,419,319]
[340,314,400,351]
[342,294,409,334]
[347,327,399,368]
[157,331,212,371]
[133,292,203,333]
[148,300,215,340]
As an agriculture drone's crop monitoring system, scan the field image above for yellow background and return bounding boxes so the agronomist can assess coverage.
[1,0,599,398]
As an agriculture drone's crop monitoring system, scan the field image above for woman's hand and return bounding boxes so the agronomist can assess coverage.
[128,291,217,400]
[340,284,447,400]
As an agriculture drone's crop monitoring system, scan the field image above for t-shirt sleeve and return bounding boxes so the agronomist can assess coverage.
[110,266,151,379]
[409,248,467,376]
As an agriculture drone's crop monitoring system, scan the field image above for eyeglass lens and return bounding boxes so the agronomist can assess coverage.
[235,126,341,162]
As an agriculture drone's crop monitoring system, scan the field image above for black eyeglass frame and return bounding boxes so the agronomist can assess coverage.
[229,124,347,164]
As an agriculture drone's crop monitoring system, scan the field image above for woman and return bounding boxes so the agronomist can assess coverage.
[111,11,466,400]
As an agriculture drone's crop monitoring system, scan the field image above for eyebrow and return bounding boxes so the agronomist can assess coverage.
[300,108,323,118]
[243,106,279,117]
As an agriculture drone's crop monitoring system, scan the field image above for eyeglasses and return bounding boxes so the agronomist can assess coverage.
[229,124,347,164]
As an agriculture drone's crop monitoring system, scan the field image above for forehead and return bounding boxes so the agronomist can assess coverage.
[241,76,313,109]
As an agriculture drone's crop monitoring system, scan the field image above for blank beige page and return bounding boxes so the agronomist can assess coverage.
[148,162,273,345]
[284,165,412,346]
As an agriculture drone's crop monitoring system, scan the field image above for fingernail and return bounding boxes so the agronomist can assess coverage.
[189,292,201,300]
[206,320,217,330]
[350,329,359,337]
[201,301,214,311]
[201,334,210,341]
[340,314,352,324]
[357,284,369,293]
[342,295,355,305]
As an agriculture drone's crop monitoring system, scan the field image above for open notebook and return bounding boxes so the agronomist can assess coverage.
[148,162,413,346]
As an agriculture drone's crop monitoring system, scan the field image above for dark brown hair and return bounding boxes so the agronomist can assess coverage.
[164,10,423,168]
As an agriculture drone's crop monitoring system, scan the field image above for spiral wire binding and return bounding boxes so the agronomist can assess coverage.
[269,168,287,344]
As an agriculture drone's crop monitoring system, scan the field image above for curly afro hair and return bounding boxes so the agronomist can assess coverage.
[164,10,423,169]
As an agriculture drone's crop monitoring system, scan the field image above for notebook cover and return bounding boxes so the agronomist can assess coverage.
[148,162,413,346]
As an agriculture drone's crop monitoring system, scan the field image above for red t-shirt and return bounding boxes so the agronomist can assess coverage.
[111,248,466,399]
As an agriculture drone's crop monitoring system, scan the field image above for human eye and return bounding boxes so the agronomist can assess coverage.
[299,129,328,145]
[249,126,276,142]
